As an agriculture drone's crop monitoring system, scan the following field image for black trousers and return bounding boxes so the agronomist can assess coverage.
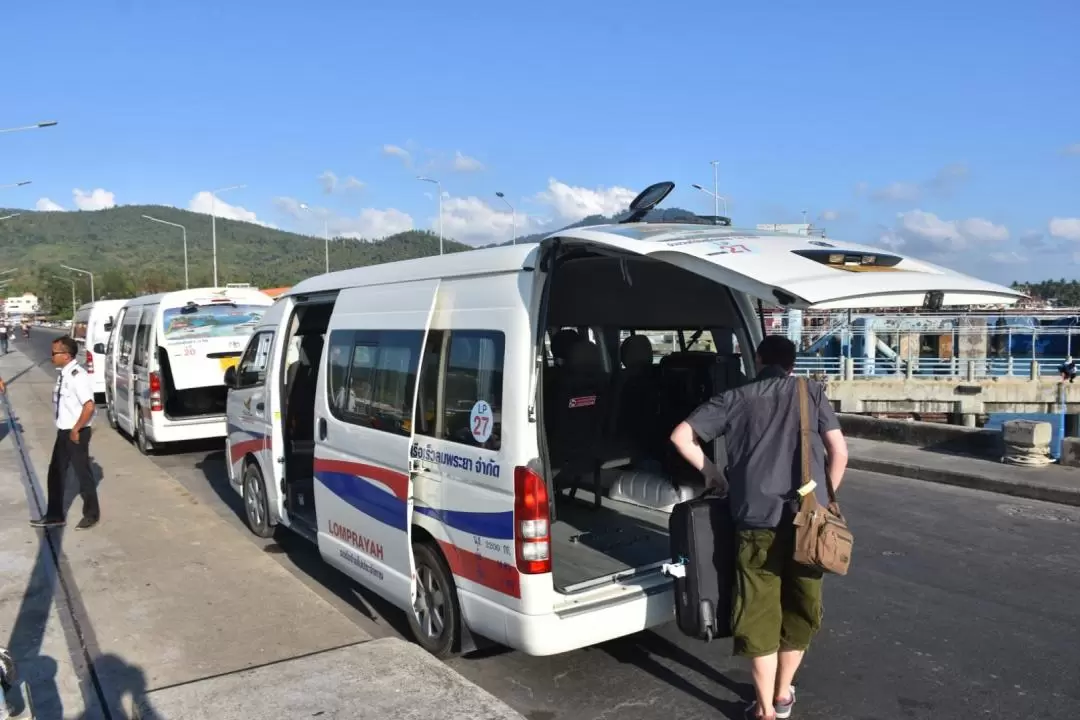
[46,427,99,521]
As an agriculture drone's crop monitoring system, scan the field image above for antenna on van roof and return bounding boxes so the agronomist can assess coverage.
[620,181,675,224]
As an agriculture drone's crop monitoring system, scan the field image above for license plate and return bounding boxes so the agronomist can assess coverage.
[218,357,240,372]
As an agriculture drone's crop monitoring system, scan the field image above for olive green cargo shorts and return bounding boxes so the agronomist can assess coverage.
[731,524,824,657]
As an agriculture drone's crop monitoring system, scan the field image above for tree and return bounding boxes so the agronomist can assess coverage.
[100,268,136,299]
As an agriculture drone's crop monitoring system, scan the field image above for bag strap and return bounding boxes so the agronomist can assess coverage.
[797,377,837,505]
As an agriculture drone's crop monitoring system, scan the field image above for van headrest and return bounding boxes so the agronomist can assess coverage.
[567,339,603,373]
[550,328,581,362]
[620,335,653,370]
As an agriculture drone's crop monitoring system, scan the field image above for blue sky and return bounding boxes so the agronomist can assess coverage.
[2,0,1078,284]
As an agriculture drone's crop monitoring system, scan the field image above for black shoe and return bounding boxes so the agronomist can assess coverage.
[29,516,65,528]
[75,517,99,531]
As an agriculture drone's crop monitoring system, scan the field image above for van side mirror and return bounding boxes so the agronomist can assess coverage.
[104,322,113,333]
[93,343,106,354]
[224,365,238,388]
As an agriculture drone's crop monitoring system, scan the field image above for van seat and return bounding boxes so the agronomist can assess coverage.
[603,468,706,512]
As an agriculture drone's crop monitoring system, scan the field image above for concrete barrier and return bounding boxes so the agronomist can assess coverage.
[838,413,1001,458]
[1061,437,1080,468]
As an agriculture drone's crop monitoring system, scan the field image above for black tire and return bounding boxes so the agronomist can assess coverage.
[242,462,275,538]
[407,543,461,658]
[105,395,118,430]
[135,414,154,455]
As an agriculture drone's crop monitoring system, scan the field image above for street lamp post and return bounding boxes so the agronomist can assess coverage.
[690,184,728,220]
[61,264,94,303]
[495,192,516,245]
[710,160,720,220]
[209,184,246,287]
[417,176,443,255]
[0,181,31,190]
[52,275,76,314]
[298,203,331,273]
[143,214,189,289]
[0,120,58,135]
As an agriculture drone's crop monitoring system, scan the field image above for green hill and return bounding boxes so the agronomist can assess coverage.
[0,204,471,315]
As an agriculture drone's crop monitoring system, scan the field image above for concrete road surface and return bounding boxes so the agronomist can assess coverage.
[15,327,1080,719]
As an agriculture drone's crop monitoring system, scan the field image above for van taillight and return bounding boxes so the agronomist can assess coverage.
[514,466,551,575]
[149,372,163,412]
[86,350,94,374]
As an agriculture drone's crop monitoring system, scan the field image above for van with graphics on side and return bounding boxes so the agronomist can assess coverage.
[101,285,273,454]
[72,299,130,403]
[223,181,1023,658]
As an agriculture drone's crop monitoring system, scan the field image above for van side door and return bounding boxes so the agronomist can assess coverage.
[226,330,275,486]
[313,279,439,610]
[114,307,143,434]
[104,308,125,409]
[131,306,158,423]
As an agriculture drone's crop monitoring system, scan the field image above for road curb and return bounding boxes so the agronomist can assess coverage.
[848,456,1080,507]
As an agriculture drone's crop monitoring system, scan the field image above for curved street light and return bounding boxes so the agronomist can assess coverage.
[298,203,331,273]
[61,264,95,303]
[495,192,516,245]
[0,181,31,190]
[417,176,443,255]
[0,120,58,134]
[52,274,77,314]
[690,183,729,220]
[143,215,190,289]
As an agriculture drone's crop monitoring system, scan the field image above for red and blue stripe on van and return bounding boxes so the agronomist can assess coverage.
[313,458,521,599]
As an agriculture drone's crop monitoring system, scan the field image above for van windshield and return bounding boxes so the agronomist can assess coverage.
[161,303,266,342]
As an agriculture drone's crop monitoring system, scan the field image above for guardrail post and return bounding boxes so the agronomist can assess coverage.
[1007,355,1014,376]
[843,357,854,381]
[1031,360,1040,381]
[905,358,914,379]
[966,360,976,382]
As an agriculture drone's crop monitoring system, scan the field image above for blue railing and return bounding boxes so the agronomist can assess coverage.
[795,355,1075,379]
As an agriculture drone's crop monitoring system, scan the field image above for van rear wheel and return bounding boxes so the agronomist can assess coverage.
[135,414,154,455]
[408,543,460,658]
[242,463,275,539]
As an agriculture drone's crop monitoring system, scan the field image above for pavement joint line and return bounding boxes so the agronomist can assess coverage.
[2,390,113,719]
[139,639,374,696]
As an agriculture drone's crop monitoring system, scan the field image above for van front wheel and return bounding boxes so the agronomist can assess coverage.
[408,543,460,658]
[242,463,275,539]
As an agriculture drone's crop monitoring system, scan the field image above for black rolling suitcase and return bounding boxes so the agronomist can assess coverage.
[667,488,737,641]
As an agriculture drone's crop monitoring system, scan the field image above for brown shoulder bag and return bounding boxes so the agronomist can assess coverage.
[792,377,853,576]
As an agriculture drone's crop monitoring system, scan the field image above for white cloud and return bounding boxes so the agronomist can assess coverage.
[72,188,116,211]
[437,196,536,246]
[382,144,411,165]
[879,209,1008,253]
[1061,143,1080,156]
[337,208,414,240]
[452,151,484,173]
[865,163,969,203]
[535,178,637,222]
[871,182,922,203]
[35,197,64,212]
[1049,217,1080,242]
[188,191,274,228]
[318,171,338,194]
[342,175,365,192]
[989,250,1027,264]
[274,196,411,241]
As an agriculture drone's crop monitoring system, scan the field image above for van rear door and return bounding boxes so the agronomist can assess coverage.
[545,226,1023,310]
[160,295,270,389]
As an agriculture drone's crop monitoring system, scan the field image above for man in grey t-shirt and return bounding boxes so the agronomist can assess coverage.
[670,335,848,720]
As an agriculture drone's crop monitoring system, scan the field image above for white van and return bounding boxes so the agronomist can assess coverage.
[72,299,130,403]
[101,285,273,453]
[224,182,1021,658]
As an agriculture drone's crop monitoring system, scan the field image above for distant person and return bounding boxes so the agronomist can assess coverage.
[1060,356,1076,383]
[670,335,848,720]
[30,336,100,530]
[0,322,8,354]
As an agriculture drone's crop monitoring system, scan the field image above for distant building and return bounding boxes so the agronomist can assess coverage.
[756,223,826,238]
[4,292,40,316]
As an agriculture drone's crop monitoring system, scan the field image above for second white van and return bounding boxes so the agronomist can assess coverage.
[224,182,1022,658]
[72,299,130,402]
[100,285,273,453]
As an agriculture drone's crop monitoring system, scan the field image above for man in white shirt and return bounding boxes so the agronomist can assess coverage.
[30,335,100,530]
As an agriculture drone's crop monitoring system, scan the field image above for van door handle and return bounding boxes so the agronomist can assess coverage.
[318,418,327,440]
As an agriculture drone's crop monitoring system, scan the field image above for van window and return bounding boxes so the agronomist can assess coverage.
[237,332,274,388]
[416,330,505,451]
[162,302,267,341]
[326,330,422,438]
[72,320,89,342]
[133,310,156,368]
[119,315,139,367]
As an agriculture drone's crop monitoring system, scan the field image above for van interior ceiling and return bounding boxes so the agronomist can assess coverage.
[540,252,753,593]
[282,299,336,527]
